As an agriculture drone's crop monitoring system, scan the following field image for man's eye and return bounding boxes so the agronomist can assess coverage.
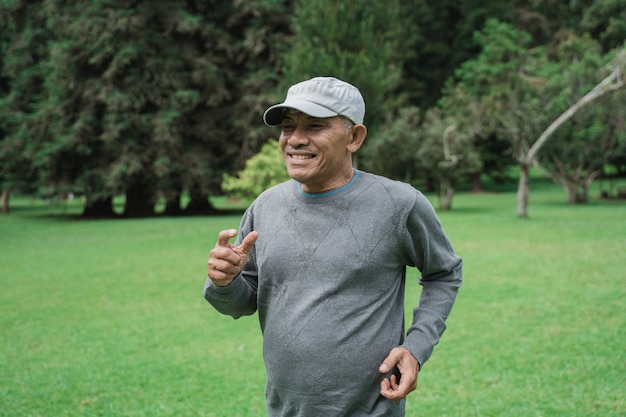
[282,125,295,131]
[310,123,325,129]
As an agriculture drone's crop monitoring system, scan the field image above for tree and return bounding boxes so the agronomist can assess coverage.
[390,0,514,112]
[368,106,480,210]
[442,19,625,216]
[580,0,626,51]
[222,139,289,200]
[602,131,626,197]
[280,0,403,136]
[0,2,9,213]
[43,0,236,217]
[528,40,626,203]
[418,109,481,210]
[0,0,53,211]
[442,20,542,215]
[0,0,291,217]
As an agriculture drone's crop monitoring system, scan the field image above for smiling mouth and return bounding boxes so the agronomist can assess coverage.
[290,154,315,160]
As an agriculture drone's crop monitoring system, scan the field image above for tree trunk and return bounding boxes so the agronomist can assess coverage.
[163,192,183,216]
[565,183,588,204]
[573,175,595,203]
[566,185,578,204]
[124,183,155,217]
[547,165,598,205]
[1,191,10,214]
[82,196,116,218]
[516,164,530,218]
[438,178,454,210]
[471,172,483,193]
[184,186,217,215]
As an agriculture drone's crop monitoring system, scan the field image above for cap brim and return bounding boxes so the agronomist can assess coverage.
[263,100,338,126]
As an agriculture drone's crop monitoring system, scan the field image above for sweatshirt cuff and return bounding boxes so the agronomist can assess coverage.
[204,274,244,299]
[401,332,436,369]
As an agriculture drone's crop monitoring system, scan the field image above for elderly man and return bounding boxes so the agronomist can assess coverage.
[204,76,462,417]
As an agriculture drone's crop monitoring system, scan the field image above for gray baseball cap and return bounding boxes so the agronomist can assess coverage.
[263,77,365,126]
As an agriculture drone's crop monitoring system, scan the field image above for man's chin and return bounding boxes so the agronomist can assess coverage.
[286,167,311,182]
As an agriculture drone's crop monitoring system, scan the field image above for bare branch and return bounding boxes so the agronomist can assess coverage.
[525,48,626,164]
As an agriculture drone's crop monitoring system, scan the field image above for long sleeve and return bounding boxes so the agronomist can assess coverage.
[203,269,258,319]
[401,191,463,367]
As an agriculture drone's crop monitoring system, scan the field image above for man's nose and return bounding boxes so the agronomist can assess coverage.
[287,126,309,146]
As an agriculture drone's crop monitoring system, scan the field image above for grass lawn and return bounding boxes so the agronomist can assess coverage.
[1,182,624,416]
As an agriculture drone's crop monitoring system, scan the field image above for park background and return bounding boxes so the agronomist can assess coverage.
[1,1,625,416]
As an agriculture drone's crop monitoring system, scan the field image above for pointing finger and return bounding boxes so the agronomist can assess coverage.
[238,231,259,255]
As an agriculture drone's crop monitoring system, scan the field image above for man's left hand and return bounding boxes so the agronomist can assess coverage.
[378,347,420,401]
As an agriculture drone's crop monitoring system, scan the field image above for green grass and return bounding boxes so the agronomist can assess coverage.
[1,184,624,417]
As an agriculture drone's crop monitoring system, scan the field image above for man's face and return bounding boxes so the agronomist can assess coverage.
[279,111,357,193]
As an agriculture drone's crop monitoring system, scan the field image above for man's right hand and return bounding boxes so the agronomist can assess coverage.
[207,229,258,287]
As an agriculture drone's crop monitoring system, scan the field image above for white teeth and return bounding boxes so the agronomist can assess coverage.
[291,154,313,160]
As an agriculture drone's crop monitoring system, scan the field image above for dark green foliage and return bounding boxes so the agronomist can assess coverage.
[1,0,624,216]
[0,1,53,196]
[580,0,626,50]
[0,0,290,217]
[281,0,403,134]
[392,0,516,111]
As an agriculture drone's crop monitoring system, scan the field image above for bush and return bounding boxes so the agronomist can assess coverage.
[222,139,290,199]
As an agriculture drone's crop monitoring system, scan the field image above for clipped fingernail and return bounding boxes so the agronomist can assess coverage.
[379,364,388,373]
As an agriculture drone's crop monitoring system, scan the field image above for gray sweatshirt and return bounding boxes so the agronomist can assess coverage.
[204,171,463,416]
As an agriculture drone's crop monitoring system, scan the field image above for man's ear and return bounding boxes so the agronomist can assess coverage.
[347,124,367,153]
